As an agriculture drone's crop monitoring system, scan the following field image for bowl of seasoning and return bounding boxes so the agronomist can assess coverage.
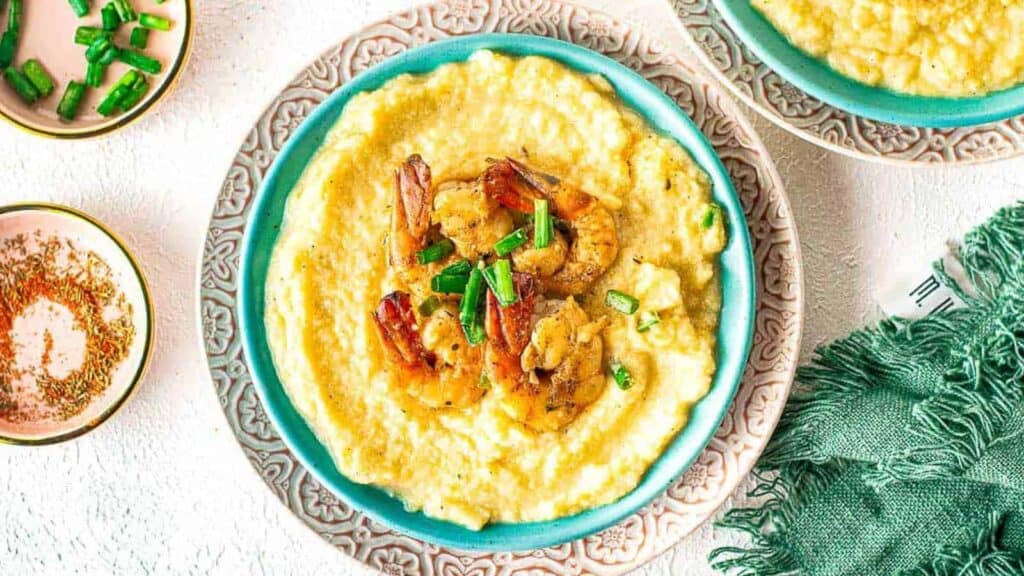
[0,0,192,139]
[0,203,153,445]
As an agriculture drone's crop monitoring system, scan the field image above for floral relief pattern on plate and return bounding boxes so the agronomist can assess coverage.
[197,1,803,573]
[672,0,1024,165]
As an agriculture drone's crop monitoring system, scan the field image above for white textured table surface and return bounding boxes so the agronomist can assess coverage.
[2,1,1022,574]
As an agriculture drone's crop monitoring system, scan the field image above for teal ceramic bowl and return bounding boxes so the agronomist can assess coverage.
[238,34,755,551]
[713,0,1024,128]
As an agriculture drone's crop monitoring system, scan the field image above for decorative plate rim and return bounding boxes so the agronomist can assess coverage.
[196,1,804,573]
[670,0,1024,167]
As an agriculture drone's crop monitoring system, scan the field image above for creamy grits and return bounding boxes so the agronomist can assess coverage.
[264,51,726,529]
[752,0,1024,97]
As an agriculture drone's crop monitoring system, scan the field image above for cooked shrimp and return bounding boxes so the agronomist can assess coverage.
[485,277,609,431]
[389,155,434,269]
[510,227,569,278]
[483,158,619,296]
[433,180,514,261]
[373,291,485,409]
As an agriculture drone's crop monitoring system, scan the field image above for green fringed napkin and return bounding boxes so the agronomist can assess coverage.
[711,202,1024,576]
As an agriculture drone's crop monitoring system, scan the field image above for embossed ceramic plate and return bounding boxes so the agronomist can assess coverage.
[197,1,803,573]
[672,0,1024,165]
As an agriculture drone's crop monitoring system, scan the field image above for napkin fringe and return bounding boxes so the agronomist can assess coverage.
[870,202,1024,486]
[710,462,847,575]
[905,512,1024,576]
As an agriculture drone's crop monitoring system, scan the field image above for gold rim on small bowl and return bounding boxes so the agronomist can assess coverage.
[0,203,154,445]
[0,0,194,140]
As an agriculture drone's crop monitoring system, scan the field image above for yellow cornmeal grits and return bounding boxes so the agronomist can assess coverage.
[752,0,1024,97]
[264,51,725,529]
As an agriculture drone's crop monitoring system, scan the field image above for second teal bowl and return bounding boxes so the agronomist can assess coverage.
[713,0,1024,128]
[238,33,755,551]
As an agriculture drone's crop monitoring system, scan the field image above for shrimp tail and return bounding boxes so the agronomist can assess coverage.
[485,273,537,386]
[390,155,434,266]
[482,158,542,212]
[373,291,435,369]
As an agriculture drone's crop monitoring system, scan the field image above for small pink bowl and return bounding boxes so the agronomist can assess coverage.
[0,0,193,139]
[0,204,153,445]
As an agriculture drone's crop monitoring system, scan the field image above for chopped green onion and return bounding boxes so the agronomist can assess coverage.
[534,199,552,249]
[417,296,442,317]
[97,85,128,116]
[459,268,486,345]
[21,60,53,97]
[112,69,140,89]
[129,26,149,49]
[98,43,119,65]
[637,310,661,333]
[57,81,86,121]
[111,0,136,22]
[482,259,517,307]
[701,203,720,229]
[85,36,112,62]
[3,67,39,103]
[0,31,16,69]
[7,0,21,33]
[609,360,632,390]
[101,3,120,30]
[440,259,471,277]
[74,26,109,45]
[430,272,468,294]
[605,289,639,315]
[85,62,105,87]
[118,75,148,109]
[68,0,90,17]
[139,12,172,30]
[478,373,491,389]
[494,228,529,257]
[416,238,454,265]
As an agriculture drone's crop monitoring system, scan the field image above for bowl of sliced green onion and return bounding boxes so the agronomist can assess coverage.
[0,0,192,139]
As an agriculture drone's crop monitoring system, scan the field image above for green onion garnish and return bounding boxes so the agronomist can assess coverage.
[440,259,471,277]
[97,85,128,116]
[3,67,39,104]
[605,290,639,315]
[431,272,469,294]
[74,26,109,46]
[534,199,552,249]
[701,203,720,229]
[85,62,105,87]
[85,36,112,63]
[111,0,136,22]
[416,238,454,265]
[139,12,172,30]
[417,296,442,317]
[483,259,517,307]
[98,43,119,65]
[8,0,22,33]
[21,60,54,97]
[67,0,90,17]
[0,32,17,69]
[118,75,149,110]
[57,81,86,121]
[494,228,529,257]
[478,373,491,389]
[101,3,120,30]
[129,26,149,49]
[459,268,486,345]
[610,360,632,390]
[117,49,161,74]
[637,310,661,333]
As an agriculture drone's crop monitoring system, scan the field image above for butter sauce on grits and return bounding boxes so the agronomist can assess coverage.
[752,0,1024,97]
[264,51,726,529]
